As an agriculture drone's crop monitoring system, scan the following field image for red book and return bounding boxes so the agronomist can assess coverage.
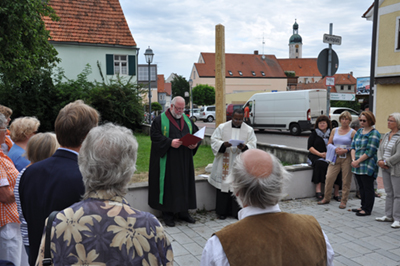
[179,127,205,147]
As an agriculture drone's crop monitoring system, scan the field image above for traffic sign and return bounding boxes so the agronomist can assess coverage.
[325,76,335,86]
[323,34,342,45]
[330,93,355,101]
[317,48,339,77]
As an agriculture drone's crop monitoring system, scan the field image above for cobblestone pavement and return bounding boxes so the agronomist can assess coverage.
[163,189,400,266]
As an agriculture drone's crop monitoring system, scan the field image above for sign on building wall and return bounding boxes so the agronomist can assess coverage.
[356,77,370,95]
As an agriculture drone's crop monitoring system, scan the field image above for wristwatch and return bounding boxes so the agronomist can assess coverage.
[384,160,388,166]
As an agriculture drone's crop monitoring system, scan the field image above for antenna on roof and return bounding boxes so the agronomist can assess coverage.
[261,33,265,59]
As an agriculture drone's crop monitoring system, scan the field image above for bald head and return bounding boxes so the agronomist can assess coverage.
[242,149,273,179]
[171,96,185,105]
[228,149,290,208]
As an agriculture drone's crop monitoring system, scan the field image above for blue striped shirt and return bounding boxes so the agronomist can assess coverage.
[351,128,381,178]
[13,168,28,246]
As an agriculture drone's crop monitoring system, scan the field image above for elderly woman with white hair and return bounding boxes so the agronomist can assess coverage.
[376,113,400,229]
[35,123,173,266]
[8,116,40,171]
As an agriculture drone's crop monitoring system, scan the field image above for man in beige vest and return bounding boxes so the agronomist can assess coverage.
[200,149,334,266]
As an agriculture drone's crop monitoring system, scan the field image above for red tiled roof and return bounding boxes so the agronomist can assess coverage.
[195,53,286,78]
[321,73,357,85]
[43,0,136,46]
[277,58,321,77]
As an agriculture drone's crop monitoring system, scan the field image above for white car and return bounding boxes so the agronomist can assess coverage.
[190,108,201,121]
[199,106,216,122]
[330,107,359,128]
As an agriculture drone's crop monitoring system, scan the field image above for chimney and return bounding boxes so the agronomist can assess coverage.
[350,71,353,77]
[254,50,259,55]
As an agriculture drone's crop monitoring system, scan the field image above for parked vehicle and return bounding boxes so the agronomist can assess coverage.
[190,108,201,121]
[199,106,216,122]
[244,89,327,135]
[330,107,359,127]
[226,104,244,121]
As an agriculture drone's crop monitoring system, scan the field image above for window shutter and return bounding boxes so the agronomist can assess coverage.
[106,54,114,75]
[128,55,136,75]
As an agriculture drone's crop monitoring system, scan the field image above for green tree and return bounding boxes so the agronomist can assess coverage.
[151,102,162,111]
[192,84,215,106]
[171,75,189,103]
[331,100,361,112]
[0,0,60,87]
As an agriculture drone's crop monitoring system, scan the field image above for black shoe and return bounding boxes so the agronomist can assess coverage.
[333,196,341,202]
[315,192,323,200]
[163,218,175,227]
[162,212,175,227]
[217,215,226,220]
[179,214,196,223]
[352,208,362,212]
[356,211,371,216]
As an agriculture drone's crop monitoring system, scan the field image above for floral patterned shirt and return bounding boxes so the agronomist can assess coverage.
[35,191,173,266]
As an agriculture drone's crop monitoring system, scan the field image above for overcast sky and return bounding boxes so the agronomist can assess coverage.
[120,0,373,80]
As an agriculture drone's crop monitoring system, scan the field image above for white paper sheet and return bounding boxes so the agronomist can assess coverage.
[229,139,244,147]
[194,126,205,139]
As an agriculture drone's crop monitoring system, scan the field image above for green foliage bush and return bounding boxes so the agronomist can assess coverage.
[192,84,215,106]
[151,102,162,111]
[331,100,361,112]
[0,65,144,132]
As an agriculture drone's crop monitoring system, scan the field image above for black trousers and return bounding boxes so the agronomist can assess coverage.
[216,189,241,219]
[355,174,375,214]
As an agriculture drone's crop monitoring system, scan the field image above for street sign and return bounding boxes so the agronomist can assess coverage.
[325,76,335,86]
[323,34,342,45]
[317,48,339,77]
[330,93,355,101]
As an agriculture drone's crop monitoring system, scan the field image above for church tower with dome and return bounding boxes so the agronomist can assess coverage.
[289,19,302,58]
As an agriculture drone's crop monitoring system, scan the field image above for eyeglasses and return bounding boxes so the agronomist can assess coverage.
[359,119,367,123]
[388,120,396,123]
[173,106,185,111]
[0,128,7,132]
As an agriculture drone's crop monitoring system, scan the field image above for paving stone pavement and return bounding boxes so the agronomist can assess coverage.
[162,189,400,266]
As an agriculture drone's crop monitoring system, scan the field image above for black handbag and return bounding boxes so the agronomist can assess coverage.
[43,211,59,266]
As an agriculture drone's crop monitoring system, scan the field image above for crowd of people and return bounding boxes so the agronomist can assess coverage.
[1,97,399,265]
[309,110,400,228]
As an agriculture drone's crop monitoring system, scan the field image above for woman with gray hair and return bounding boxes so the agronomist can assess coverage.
[376,113,400,228]
[35,123,173,266]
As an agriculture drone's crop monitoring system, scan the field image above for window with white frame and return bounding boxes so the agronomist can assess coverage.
[114,55,128,75]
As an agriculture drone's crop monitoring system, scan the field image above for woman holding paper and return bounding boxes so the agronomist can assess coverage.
[318,111,355,209]
[209,109,257,220]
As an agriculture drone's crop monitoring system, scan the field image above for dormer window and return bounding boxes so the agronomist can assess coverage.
[228,71,233,76]
[251,71,256,76]
[238,71,243,76]
[261,71,265,76]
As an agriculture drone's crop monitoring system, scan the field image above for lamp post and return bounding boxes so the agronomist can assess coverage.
[189,79,193,119]
[144,46,154,123]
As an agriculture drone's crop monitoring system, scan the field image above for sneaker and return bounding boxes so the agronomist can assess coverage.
[376,216,394,222]
[391,221,400,228]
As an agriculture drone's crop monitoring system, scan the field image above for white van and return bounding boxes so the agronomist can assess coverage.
[244,89,327,135]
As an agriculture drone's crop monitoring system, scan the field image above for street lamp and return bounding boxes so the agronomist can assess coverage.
[189,79,193,119]
[144,46,154,123]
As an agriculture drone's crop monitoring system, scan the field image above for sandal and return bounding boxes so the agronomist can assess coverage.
[339,203,346,209]
[317,199,330,205]
[315,192,323,200]
[333,196,341,202]
[375,191,381,198]
[352,208,362,212]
